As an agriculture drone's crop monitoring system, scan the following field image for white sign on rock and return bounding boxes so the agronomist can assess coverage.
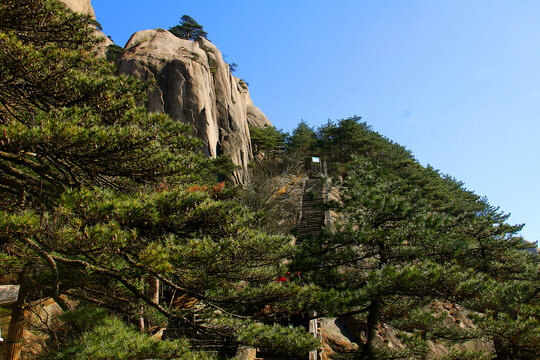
[0,285,20,306]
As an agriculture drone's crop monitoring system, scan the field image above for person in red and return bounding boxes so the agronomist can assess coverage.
[277,271,302,282]
[277,272,290,282]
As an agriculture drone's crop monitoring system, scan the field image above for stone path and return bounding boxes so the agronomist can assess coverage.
[296,178,325,245]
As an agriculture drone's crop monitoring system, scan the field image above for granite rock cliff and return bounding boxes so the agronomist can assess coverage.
[60,0,272,184]
[118,29,271,183]
[58,0,95,18]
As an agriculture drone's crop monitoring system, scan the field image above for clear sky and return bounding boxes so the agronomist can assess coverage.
[92,0,539,244]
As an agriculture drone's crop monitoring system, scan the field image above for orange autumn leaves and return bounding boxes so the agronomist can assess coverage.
[186,181,226,196]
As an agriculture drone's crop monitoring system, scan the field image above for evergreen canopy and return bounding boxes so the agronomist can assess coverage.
[169,15,208,41]
[289,117,539,360]
[0,1,317,358]
[1,1,538,359]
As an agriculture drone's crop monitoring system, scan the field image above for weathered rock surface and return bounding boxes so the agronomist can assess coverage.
[319,317,360,359]
[118,29,271,183]
[318,303,493,359]
[58,0,96,18]
[60,0,272,183]
[58,0,113,57]
[0,296,77,359]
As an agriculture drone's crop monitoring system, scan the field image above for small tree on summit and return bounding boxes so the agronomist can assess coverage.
[169,15,208,40]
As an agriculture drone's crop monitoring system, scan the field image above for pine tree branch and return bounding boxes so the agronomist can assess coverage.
[120,252,252,320]
[51,255,173,318]
[20,237,71,311]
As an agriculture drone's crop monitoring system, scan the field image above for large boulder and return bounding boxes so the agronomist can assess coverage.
[318,304,493,359]
[118,29,271,184]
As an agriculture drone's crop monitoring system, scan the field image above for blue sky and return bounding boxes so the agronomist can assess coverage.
[92,0,539,244]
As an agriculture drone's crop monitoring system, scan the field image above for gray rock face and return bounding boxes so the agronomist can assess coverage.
[118,29,271,184]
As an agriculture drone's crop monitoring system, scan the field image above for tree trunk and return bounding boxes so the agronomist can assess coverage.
[139,276,159,331]
[147,276,160,305]
[361,300,380,360]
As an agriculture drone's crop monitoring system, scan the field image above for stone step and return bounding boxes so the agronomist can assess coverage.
[297,177,328,246]
[255,351,304,360]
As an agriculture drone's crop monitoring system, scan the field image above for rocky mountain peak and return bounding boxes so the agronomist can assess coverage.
[118,29,271,184]
[60,0,272,184]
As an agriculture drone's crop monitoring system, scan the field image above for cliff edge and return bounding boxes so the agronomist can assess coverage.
[118,29,271,183]
[58,0,273,184]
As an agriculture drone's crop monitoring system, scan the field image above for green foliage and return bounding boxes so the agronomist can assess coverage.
[283,116,395,175]
[105,44,123,63]
[286,120,318,156]
[437,349,494,360]
[14,184,294,307]
[208,56,217,75]
[0,0,209,209]
[291,127,538,358]
[3,2,538,359]
[1,183,303,351]
[315,116,394,174]
[40,307,211,360]
[0,1,319,357]
[169,15,208,41]
[238,79,248,90]
[249,125,288,154]
[0,0,100,49]
[213,317,319,356]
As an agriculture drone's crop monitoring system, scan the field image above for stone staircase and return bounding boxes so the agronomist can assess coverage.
[255,351,303,360]
[252,177,328,360]
[296,178,325,245]
[162,327,237,358]
[164,175,330,360]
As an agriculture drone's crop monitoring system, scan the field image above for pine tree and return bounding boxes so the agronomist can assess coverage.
[286,120,318,156]
[39,307,211,360]
[292,131,538,359]
[249,125,287,155]
[0,1,318,358]
[169,15,208,41]
[0,1,208,357]
[0,0,210,210]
